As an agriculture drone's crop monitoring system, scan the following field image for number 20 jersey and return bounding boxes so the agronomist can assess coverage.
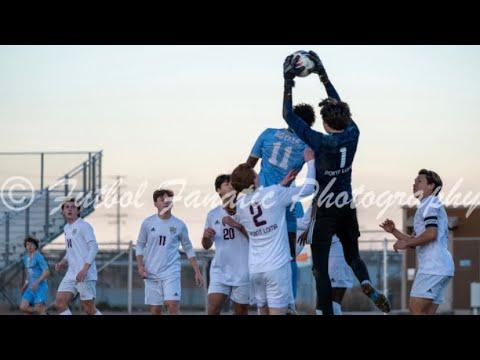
[205,206,249,286]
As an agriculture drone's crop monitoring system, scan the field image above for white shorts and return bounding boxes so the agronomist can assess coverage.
[410,273,452,305]
[329,256,354,289]
[58,278,97,301]
[145,277,181,305]
[250,262,293,309]
[208,278,250,305]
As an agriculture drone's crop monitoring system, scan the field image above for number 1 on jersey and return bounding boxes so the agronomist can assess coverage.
[339,147,347,169]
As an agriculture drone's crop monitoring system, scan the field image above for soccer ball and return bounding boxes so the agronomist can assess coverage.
[290,50,315,77]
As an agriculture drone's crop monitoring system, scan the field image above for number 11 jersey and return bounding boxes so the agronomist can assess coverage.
[251,128,307,187]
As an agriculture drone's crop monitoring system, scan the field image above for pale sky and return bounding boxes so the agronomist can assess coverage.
[1,45,479,249]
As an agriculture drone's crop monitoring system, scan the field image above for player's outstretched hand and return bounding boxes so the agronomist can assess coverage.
[307,51,326,75]
[379,219,396,233]
[283,54,305,81]
[304,147,315,162]
[298,231,308,246]
[280,170,297,186]
[194,271,204,288]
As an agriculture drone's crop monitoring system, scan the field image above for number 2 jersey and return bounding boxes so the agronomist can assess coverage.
[204,205,249,286]
[233,159,316,274]
[136,214,196,280]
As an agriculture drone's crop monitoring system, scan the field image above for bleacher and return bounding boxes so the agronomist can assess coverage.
[0,151,103,275]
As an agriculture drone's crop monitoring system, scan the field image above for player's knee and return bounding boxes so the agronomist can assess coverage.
[19,303,29,312]
[166,302,179,314]
[55,298,67,312]
[82,301,96,315]
[207,303,222,315]
[233,303,249,315]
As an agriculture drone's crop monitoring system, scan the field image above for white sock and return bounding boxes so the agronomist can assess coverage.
[315,309,323,315]
[333,302,343,315]
[361,280,372,286]
[60,309,72,315]
[95,310,102,315]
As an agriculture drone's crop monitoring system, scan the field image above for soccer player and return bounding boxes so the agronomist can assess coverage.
[202,174,250,315]
[136,189,204,315]
[380,169,454,315]
[297,207,354,315]
[54,198,102,315]
[225,148,316,315]
[282,51,390,315]
[246,77,315,301]
[19,237,50,315]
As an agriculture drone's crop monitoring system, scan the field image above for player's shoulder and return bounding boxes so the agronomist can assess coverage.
[262,127,281,137]
[142,214,158,225]
[77,218,93,230]
[207,205,223,218]
[34,251,46,262]
[170,214,187,228]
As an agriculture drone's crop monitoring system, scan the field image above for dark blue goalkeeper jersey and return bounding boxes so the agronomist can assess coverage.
[283,81,359,202]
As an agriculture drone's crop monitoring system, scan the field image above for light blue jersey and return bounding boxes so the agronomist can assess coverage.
[251,128,307,233]
[22,251,49,305]
[23,251,49,287]
[251,128,308,187]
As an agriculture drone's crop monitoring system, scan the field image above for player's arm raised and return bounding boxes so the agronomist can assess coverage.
[247,129,269,168]
[282,56,324,151]
[308,51,341,102]
[308,51,359,131]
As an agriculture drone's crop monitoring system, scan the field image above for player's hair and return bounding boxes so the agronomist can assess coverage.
[214,174,231,191]
[319,98,351,130]
[418,169,443,195]
[153,189,174,202]
[227,164,256,215]
[24,236,39,250]
[61,198,81,212]
[294,103,315,127]
[231,164,256,194]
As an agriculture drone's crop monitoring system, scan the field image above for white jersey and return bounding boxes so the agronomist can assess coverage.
[63,218,99,281]
[413,195,454,276]
[205,205,249,286]
[297,206,344,257]
[234,159,316,274]
[136,214,195,280]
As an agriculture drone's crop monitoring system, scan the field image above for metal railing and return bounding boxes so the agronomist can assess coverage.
[0,151,103,273]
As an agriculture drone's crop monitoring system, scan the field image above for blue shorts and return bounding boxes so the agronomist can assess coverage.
[286,202,304,233]
[22,283,48,305]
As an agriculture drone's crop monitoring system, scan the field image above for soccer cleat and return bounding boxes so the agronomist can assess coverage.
[361,283,391,313]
